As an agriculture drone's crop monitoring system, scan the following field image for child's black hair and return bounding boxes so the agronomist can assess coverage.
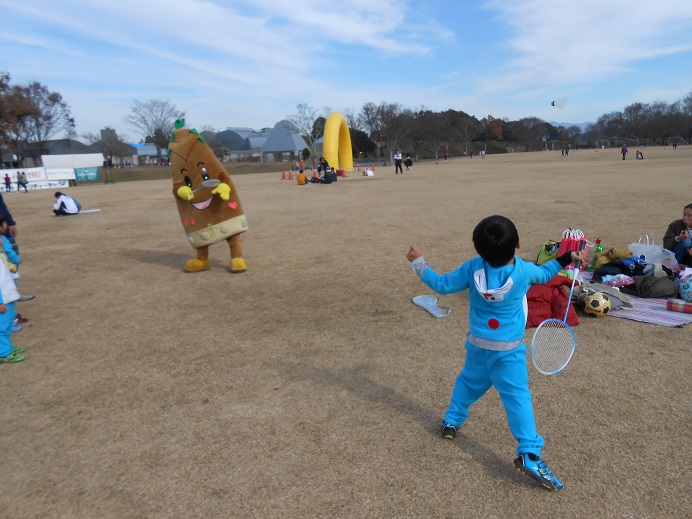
[472,215,519,267]
[0,216,5,227]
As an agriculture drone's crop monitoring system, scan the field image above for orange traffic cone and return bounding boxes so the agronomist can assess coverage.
[312,169,318,178]
[288,171,293,180]
[281,171,286,180]
[357,165,361,171]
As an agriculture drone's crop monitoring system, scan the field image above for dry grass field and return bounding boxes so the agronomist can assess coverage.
[0,146,690,518]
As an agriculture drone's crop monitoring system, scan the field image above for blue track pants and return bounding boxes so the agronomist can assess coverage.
[443,341,544,457]
[0,301,16,357]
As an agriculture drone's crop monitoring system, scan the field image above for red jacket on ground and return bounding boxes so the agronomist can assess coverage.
[526,275,579,328]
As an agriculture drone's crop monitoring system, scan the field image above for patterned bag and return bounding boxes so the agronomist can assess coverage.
[678,277,692,303]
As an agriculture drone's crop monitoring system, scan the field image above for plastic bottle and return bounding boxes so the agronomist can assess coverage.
[588,239,604,271]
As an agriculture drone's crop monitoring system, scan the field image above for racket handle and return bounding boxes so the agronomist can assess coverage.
[574,239,587,270]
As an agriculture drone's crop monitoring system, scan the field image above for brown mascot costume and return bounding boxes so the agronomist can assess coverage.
[168,119,248,273]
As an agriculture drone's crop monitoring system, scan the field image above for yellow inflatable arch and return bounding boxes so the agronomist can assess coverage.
[322,112,353,172]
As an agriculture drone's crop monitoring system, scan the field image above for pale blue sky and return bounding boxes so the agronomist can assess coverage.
[2,0,691,140]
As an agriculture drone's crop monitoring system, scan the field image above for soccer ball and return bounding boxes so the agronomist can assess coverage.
[679,279,692,302]
[584,292,611,317]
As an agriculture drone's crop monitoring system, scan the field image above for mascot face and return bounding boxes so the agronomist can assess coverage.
[168,120,245,241]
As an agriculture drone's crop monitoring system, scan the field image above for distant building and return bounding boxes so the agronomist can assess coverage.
[260,120,308,162]
[216,130,251,152]
[22,139,97,166]
[130,143,167,165]
[216,127,273,162]
[2,119,311,168]
[91,128,139,166]
[208,122,307,162]
[0,145,19,168]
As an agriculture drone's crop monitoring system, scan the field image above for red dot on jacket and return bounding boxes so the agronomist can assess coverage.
[488,319,500,329]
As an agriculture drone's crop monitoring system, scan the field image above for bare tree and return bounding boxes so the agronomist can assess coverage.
[456,115,482,155]
[0,71,13,144]
[342,108,361,131]
[287,103,321,167]
[0,72,37,163]
[644,101,672,145]
[508,117,546,152]
[408,109,429,160]
[83,128,134,165]
[593,111,627,146]
[125,99,184,162]
[479,115,503,153]
[414,109,452,161]
[623,102,647,144]
[1,79,73,166]
[565,125,582,148]
[358,102,380,139]
[667,92,692,143]
[24,82,75,144]
[375,102,412,163]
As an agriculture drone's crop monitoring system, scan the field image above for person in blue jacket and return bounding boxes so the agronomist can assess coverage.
[0,193,34,305]
[0,191,17,249]
[0,227,22,363]
[406,215,587,491]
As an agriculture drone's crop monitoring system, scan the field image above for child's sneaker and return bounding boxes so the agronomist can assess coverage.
[441,423,457,440]
[0,352,25,363]
[12,347,26,354]
[513,454,564,491]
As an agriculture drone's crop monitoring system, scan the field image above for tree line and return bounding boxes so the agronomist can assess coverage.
[1,69,690,167]
[290,93,692,163]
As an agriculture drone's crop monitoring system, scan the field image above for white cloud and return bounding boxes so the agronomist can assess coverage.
[480,0,692,92]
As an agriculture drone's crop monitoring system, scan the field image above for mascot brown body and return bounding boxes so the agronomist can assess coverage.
[168,120,248,273]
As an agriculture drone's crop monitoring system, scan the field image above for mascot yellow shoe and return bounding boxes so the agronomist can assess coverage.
[185,259,211,272]
[230,258,247,273]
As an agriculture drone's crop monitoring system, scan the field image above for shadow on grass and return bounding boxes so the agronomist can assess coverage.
[122,249,229,271]
[271,360,514,484]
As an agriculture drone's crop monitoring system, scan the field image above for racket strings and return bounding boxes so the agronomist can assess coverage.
[531,320,575,375]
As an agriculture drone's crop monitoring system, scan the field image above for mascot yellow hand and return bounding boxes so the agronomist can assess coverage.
[212,183,231,201]
[177,185,194,201]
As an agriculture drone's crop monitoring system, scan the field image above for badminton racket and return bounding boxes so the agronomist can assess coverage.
[530,239,586,375]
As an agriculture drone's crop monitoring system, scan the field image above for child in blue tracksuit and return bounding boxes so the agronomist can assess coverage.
[0,246,21,362]
[406,215,587,491]
[0,216,23,362]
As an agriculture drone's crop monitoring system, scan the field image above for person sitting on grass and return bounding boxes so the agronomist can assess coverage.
[406,215,588,491]
[53,192,80,216]
[404,155,413,171]
[663,203,692,266]
[297,169,308,186]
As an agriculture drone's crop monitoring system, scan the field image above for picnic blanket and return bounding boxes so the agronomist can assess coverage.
[578,270,692,327]
[608,295,692,327]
